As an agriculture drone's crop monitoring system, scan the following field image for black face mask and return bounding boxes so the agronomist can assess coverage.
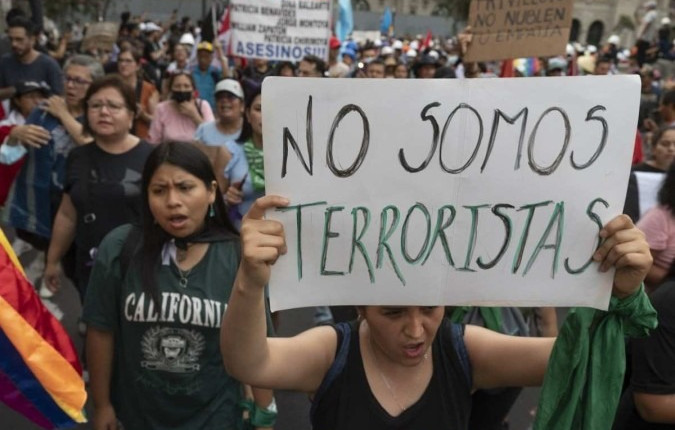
[171,91,192,103]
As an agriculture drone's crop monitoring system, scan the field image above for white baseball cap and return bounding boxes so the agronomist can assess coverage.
[215,79,244,99]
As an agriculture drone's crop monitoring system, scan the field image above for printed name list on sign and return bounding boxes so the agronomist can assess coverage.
[262,76,640,312]
[464,0,574,62]
[230,0,331,62]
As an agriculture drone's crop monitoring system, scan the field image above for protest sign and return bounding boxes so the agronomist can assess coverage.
[81,22,117,53]
[464,0,574,62]
[230,0,331,62]
[262,76,640,311]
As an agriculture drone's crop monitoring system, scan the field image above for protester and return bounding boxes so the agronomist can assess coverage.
[274,61,296,77]
[117,46,159,140]
[193,78,244,147]
[636,162,675,291]
[0,80,51,206]
[222,86,263,226]
[192,41,229,111]
[242,58,274,84]
[221,195,651,429]
[161,44,191,98]
[44,75,153,300]
[394,61,409,79]
[298,55,327,78]
[365,58,386,78]
[2,54,102,289]
[83,141,275,430]
[148,71,214,144]
[636,0,659,67]
[613,282,675,429]
[0,16,64,100]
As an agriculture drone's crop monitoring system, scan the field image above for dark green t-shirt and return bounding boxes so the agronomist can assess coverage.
[83,224,244,430]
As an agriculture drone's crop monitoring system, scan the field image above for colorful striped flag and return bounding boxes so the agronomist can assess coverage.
[0,229,86,429]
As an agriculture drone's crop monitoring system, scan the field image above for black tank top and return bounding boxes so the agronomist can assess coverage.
[311,319,472,430]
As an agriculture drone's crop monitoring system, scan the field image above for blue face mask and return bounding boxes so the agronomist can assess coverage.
[0,142,26,165]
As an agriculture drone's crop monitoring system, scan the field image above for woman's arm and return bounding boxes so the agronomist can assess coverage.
[87,327,119,430]
[44,96,88,145]
[644,249,669,289]
[146,103,164,144]
[634,392,675,424]
[44,193,77,293]
[536,307,558,337]
[468,214,652,389]
[221,196,338,393]
[465,325,555,389]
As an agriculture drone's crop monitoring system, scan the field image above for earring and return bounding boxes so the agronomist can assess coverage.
[209,203,215,217]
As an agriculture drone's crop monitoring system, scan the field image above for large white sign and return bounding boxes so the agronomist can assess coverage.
[262,76,640,311]
[230,0,331,62]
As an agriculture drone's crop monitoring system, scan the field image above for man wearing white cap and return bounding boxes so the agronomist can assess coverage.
[194,79,244,147]
[636,0,659,66]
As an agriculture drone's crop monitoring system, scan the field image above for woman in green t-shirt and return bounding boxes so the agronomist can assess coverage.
[83,141,275,430]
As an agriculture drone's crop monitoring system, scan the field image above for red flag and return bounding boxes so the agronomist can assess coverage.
[421,30,432,50]
[500,59,515,78]
[217,6,232,55]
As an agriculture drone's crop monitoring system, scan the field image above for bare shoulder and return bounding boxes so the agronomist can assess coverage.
[266,324,341,393]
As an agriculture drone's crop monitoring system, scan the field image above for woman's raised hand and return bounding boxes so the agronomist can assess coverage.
[239,195,289,289]
[592,214,653,298]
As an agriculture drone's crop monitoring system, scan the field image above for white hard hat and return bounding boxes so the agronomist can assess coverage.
[381,46,394,56]
[608,34,620,45]
[392,40,403,50]
[406,49,417,58]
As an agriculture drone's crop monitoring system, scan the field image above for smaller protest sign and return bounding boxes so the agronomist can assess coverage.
[81,22,118,53]
[230,0,332,62]
[465,0,574,63]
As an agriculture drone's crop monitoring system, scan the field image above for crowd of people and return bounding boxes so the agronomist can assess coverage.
[0,1,673,429]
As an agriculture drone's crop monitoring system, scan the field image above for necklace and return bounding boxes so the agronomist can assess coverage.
[176,266,192,288]
[368,336,429,413]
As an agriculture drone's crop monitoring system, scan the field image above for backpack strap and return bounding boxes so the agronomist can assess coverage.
[450,322,473,390]
[310,321,351,427]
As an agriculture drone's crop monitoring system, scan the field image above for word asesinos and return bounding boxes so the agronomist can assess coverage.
[281,96,608,178]
[277,198,608,286]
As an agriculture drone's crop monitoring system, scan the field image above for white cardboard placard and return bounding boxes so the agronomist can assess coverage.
[230,0,331,62]
[262,76,640,311]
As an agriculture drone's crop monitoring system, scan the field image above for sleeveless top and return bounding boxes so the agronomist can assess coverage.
[310,319,472,430]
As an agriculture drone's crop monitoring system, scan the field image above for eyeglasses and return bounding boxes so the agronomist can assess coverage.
[87,100,126,113]
[118,58,136,64]
[64,76,92,87]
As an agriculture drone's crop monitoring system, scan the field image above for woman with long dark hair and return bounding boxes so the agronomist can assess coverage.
[82,141,275,430]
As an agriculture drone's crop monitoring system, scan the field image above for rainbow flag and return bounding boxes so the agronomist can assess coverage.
[0,229,86,428]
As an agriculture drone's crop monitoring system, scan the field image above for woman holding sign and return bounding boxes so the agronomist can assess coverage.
[221,195,654,429]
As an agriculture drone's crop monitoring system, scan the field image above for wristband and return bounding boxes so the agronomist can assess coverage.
[239,398,277,428]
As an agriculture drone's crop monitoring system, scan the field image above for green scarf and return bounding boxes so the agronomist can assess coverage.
[450,306,504,333]
[243,139,265,191]
[533,285,657,430]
